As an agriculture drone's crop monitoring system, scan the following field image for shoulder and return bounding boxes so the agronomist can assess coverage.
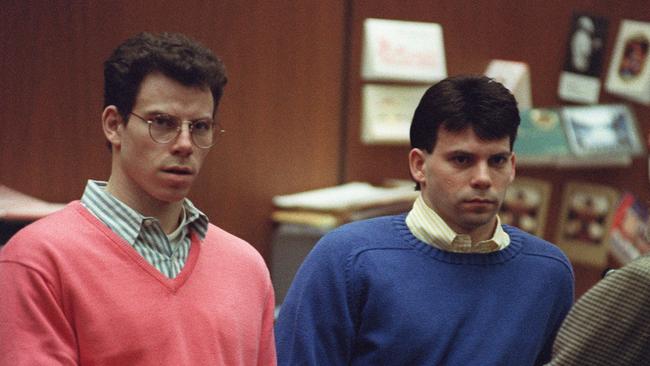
[0,202,92,281]
[620,255,650,279]
[565,256,650,319]
[291,215,409,278]
[325,214,401,243]
[1,202,86,259]
[202,223,267,270]
[504,225,573,275]
[599,255,650,295]
[314,215,403,253]
[550,255,650,364]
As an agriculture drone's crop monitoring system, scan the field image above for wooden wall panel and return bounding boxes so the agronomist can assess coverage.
[3,0,649,295]
[345,0,650,295]
[0,1,344,260]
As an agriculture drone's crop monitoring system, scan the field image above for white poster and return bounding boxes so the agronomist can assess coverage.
[362,18,447,82]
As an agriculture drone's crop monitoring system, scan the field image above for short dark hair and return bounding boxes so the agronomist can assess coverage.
[409,75,520,189]
[410,75,520,153]
[104,32,227,120]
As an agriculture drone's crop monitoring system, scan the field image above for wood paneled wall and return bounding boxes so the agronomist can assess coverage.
[0,1,345,261]
[2,1,649,295]
[344,0,650,295]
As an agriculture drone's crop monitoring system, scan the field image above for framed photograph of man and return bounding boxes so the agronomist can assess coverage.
[558,13,609,104]
[556,182,620,267]
[563,13,609,77]
[499,177,552,237]
[605,19,650,105]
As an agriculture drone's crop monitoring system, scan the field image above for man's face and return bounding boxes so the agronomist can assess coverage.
[409,127,515,238]
[104,72,214,208]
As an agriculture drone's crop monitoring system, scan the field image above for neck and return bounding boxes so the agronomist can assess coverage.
[421,195,497,243]
[105,177,184,235]
[455,218,497,243]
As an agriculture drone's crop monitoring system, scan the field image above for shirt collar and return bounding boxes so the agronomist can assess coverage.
[80,180,209,243]
[405,194,510,253]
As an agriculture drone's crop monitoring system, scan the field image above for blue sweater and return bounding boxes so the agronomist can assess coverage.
[275,214,574,365]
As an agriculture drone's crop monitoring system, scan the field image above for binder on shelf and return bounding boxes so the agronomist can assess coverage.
[514,108,570,165]
[514,104,644,167]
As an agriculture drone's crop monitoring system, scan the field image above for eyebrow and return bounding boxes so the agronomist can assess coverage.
[147,112,214,121]
[443,149,512,157]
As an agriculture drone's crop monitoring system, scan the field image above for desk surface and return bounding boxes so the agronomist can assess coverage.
[0,185,67,221]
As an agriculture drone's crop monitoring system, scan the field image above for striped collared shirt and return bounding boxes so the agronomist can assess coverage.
[405,194,510,253]
[80,180,209,278]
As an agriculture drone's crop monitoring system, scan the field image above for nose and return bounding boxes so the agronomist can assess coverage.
[171,122,194,156]
[470,162,492,190]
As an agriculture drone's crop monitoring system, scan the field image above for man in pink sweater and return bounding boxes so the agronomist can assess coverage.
[0,32,276,365]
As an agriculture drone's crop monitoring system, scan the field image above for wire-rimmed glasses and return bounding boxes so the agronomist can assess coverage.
[130,112,224,148]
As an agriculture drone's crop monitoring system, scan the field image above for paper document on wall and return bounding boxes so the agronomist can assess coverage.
[361,84,428,145]
[362,18,447,82]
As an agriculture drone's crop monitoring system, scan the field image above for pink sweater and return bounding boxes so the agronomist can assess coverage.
[0,202,276,365]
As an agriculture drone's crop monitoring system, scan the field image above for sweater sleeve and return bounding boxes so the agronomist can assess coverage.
[258,277,278,366]
[275,233,358,365]
[547,257,650,365]
[535,256,575,365]
[0,260,78,365]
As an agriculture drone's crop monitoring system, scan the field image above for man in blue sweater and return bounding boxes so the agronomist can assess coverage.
[275,75,574,365]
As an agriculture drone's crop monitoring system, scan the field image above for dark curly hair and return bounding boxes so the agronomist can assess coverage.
[104,32,227,121]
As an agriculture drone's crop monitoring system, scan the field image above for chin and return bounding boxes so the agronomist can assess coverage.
[154,189,190,204]
[463,213,497,227]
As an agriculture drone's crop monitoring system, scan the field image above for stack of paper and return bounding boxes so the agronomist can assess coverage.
[271,182,418,229]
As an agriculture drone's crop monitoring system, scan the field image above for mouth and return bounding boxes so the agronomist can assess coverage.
[161,166,194,176]
[463,198,497,207]
[466,198,495,203]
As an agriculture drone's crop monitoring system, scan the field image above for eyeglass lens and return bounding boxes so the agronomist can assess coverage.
[148,115,221,148]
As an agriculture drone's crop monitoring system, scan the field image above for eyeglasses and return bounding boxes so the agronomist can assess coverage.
[129,112,225,149]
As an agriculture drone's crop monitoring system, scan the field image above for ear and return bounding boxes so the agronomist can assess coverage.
[102,106,123,148]
[509,152,517,184]
[408,148,427,185]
